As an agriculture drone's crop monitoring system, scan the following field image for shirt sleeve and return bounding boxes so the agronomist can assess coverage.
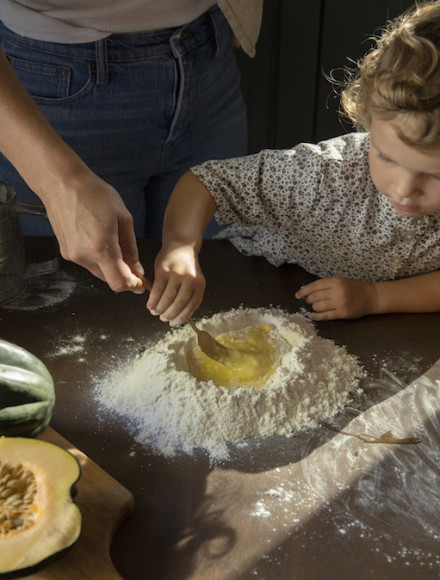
[191,144,325,230]
[218,0,263,57]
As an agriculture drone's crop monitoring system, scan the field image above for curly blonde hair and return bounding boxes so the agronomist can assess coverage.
[341,1,440,148]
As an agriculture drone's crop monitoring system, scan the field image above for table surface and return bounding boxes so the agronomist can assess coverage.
[2,238,440,580]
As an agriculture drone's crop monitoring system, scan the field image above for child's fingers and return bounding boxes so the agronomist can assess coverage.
[149,278,183,316]
[158,285,196,324]
[168,299,200,327]
[296,282,331,305]
[295,284,311,300]
[295,279,327,300]
[308,308,338,321]
[306,290,332,306]
[163,286,204,327]
[146,275,169,313]
[149,277,203,325]
[296,280,341,319]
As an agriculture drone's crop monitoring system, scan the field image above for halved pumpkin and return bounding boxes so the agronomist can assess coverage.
[0,437,81,578]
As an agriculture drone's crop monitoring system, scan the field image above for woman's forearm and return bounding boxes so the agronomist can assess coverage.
[0,49,85,199]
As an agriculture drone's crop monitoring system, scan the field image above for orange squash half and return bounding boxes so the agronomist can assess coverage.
[0,437,81,578]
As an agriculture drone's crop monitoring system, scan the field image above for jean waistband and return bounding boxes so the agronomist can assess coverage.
[0,5,225,62]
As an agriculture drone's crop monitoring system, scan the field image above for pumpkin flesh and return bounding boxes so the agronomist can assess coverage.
[0,437,81,577]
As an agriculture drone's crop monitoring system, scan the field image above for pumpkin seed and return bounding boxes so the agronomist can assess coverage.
[0,461,37,535]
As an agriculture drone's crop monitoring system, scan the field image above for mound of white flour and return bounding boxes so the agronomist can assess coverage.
[96,308,363,460]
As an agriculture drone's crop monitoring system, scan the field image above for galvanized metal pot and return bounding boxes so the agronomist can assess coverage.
[0,182,49,304]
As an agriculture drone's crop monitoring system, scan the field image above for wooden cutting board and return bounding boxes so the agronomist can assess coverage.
[22,427,135,580]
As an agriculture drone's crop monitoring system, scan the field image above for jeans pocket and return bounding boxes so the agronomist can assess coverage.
[6,54,94,103]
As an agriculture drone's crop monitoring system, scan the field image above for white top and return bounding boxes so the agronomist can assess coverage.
[192,133,440,283]
[0,0,217,43]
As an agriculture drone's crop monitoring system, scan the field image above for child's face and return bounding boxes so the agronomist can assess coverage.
[369,115,440,217]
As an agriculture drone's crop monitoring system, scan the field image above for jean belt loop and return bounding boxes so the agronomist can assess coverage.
[95,39,109,86]
[170,30,183,59]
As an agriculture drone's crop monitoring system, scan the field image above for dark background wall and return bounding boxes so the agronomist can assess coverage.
[236,0,416,153]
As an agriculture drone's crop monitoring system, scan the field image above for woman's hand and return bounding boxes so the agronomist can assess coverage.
[147,243,206,326]
[42,168,144,294]
[295,277,378,320]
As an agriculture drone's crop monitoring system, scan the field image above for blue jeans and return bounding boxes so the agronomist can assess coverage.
[0,6,247,238]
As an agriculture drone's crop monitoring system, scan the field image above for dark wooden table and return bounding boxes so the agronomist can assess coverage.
[1,238,440,580]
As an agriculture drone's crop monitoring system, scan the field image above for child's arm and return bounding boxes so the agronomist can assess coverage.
[295,270,440,320]
[148,171,217,325]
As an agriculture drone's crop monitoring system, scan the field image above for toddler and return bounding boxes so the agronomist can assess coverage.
[148,1,440,324]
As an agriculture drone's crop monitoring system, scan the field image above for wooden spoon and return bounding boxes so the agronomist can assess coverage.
[141,276,232,365]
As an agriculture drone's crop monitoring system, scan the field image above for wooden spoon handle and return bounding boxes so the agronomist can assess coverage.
[186,317,198,333]
[140,275,153,292]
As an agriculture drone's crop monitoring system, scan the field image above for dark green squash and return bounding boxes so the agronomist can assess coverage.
[0,339,55,437]
[0,437,81,578]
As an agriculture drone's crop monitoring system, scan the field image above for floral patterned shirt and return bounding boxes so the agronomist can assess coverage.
[191,132,440,282]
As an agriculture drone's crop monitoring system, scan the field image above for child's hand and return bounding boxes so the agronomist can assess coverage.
[147,243,206,326]
[295,277,378,320]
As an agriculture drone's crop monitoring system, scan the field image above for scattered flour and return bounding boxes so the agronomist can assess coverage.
[51,334,88,357]
[95,307,364,461]
[3,269,76,311]
[250,484,296,519]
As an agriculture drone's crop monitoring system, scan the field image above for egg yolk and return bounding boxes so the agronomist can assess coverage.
[187,324,287,389]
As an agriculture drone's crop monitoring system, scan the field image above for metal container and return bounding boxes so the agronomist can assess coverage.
[0,182,48,304]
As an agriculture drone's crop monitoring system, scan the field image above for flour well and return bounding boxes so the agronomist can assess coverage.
[96,308,364,460]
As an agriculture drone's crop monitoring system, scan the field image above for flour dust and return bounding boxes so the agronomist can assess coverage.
[95,307,364,461]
